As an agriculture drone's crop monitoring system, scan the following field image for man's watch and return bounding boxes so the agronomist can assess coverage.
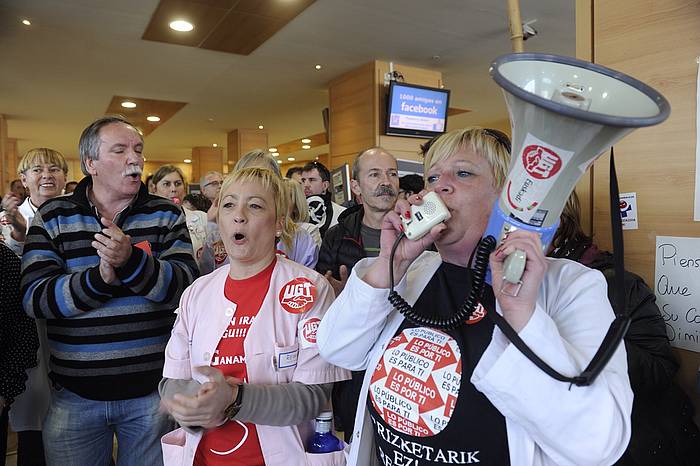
[224,384,244,420]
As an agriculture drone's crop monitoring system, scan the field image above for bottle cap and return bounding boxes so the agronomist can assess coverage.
[316,411,333,421]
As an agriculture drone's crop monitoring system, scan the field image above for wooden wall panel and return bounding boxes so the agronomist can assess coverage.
[191,146,224,184]
[4,137,19,188]
[591,0,700,420]
[328,61,443,171]
[227,129,268,168]
[328,62,376,169]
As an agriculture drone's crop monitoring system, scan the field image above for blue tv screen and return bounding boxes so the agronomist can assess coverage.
[385,81,450,138]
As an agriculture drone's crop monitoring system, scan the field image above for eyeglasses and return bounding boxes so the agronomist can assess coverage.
[203,180,222,189]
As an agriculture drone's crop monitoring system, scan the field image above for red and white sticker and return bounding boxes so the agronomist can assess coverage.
[501,133,574,224]
[298,317,321,348]
[369,327,462,437]
[465,302,486,325]
[279,277,316,314]
[522,145,562,180]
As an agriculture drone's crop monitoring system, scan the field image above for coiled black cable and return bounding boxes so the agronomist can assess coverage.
[387,234,497,329]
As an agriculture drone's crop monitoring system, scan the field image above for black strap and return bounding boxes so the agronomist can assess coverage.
[608,148,626,317]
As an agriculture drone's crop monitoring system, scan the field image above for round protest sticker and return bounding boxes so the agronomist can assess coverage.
[298,317,321,347]
[369,327,462,437]
[279,277,316,314]
[465,302,486,325]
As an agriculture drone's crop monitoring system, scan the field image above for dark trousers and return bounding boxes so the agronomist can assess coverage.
[1,406,7,466]
[0,405,45,466]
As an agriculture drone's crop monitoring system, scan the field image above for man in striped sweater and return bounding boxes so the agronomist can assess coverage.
[21,116,199,466]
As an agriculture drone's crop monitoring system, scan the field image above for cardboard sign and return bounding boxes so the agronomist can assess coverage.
[655,236,700,352]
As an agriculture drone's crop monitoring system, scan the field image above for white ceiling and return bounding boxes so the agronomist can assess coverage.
[0,0,575,164]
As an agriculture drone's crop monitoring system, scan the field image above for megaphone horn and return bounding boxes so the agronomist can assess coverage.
[484,52,670,285]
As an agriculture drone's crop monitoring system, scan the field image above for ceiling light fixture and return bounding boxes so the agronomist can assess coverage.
[213,143,218,147]
[146,115,161,122]
[169,20,194,32]
[22,19,31,26]
[121,101,136,108]
[302,145,311,150]
[301,138,311,144]
[268,147,277,153]
[315,64,322,70]
[287,157,296,161]
[272,153,279,157]
[258,125,264,130]
[183,159,192,164]
[276,160,282,164]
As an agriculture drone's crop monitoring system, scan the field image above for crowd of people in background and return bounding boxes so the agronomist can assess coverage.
[0,116,697,466]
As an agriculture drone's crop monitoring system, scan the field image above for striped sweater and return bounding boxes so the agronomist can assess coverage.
[21,177,199,401]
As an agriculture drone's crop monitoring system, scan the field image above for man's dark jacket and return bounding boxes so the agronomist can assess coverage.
[316,204,366,280]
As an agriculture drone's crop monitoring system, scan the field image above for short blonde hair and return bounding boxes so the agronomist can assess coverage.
[218,167,295,249]
[234,149,282,177]
[18,148,68,176]
[284,178,309,223]
[422,127,511,190]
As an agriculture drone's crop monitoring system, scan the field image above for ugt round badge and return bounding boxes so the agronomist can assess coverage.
[279,277,316,314]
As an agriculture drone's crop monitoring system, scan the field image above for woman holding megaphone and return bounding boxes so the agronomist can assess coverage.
[317,127,633,466]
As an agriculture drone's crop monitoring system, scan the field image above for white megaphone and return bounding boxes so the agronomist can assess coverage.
[485,53,670,286]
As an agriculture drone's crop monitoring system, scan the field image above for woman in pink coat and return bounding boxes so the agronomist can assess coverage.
[160,167,349,466]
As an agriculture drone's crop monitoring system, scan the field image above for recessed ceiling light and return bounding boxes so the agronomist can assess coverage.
[276,160,282,164]
[146,115,160,122]
[315,64,322,70]
[301,138,311,144]
[22,19,31,26]
[121,101,136,108]
[268,147,277,153]
[272,153,279,157]
[143,157,147,162]
[258,125,264,130]
[183,159,192,164]
[169,20,194,32]
[207,118,214,122]
[287,157,295,161]
[302,145,311,150]
[212,143,218,147]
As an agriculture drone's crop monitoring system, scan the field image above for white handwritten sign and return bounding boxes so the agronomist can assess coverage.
[655,236,700,352]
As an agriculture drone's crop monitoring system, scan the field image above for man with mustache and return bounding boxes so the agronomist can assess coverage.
[20,116,199,466]
[315,147,399,440]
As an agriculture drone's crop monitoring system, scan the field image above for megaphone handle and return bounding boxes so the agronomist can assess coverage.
[503,249,526,284]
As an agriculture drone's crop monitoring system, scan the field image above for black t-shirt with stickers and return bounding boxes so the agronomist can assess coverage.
[367,262,510,466]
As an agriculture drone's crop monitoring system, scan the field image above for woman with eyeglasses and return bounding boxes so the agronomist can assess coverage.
[317,127,632,466]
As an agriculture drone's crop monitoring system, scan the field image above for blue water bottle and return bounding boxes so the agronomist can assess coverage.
[307,411,343,453]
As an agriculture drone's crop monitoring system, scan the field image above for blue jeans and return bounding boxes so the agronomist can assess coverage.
[43,387,170,466]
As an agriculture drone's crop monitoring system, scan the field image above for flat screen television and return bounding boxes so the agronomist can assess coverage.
[385,81,450,138]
